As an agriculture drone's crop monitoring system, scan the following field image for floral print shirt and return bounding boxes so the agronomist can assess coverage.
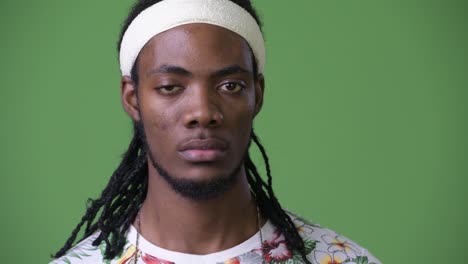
[50,212,381,264]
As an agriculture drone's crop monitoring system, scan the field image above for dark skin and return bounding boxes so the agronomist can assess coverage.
[121,24,265,254]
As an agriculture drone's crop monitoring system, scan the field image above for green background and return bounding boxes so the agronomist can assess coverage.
[1,0,467,263]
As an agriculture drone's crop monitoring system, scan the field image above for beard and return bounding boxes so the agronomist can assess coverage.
[137,121,249,200]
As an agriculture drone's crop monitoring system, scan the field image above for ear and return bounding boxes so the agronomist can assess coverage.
[121,76,140,122]
[253,73,265,117]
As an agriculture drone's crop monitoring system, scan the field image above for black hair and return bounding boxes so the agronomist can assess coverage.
[53,1,312,263]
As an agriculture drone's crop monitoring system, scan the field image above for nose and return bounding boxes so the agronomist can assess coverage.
[183,86,223,129]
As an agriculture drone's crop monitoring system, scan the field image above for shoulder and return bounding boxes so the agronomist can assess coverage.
[286,210,383,264]
[49,233,108,264]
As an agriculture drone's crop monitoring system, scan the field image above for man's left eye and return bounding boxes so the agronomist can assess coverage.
[218,82,245,93]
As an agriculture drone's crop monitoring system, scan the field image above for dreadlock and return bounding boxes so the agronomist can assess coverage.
[53,0,312,263]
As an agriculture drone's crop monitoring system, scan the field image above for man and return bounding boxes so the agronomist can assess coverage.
[51,0,381,263]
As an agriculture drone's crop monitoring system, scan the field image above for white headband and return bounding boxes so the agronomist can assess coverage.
[119,0,266,76]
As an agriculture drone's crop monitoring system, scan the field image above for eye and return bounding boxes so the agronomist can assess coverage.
[157,85,184,95]
[218,82,245,93]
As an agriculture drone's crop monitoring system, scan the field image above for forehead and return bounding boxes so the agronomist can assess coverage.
[137,23,254,74]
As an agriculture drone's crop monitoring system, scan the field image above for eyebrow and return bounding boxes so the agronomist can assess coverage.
[212,65,252,78]
[148,64,192,77]
[148,64,252,78]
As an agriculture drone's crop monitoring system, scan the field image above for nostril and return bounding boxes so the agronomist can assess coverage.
[208,119,218,126]
[183,108,223,128]
[188,120,198,127]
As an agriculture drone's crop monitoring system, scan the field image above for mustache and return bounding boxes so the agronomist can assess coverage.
[133,121,255,154]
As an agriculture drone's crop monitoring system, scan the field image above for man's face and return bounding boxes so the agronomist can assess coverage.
[122,23,264,199]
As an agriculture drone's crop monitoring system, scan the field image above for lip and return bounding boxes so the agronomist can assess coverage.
[177,138,228,162]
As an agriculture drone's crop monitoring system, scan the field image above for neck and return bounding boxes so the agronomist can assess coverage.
[137,161,259,254]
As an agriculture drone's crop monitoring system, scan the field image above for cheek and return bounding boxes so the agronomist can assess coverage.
[148,112,171,131]
[139,100,176,139]
[226,95,256,136]
[235,90,257,122]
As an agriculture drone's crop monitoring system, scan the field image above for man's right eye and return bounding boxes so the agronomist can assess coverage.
[157,85,184,95]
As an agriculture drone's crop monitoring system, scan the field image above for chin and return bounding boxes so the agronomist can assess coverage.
[151,154,244,200]
[180,165,235,179]
[161,167,240,200]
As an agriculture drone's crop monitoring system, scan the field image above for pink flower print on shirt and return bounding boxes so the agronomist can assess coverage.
[260,230,293,262]
[141,253,174,264]
[224,257,241,264]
